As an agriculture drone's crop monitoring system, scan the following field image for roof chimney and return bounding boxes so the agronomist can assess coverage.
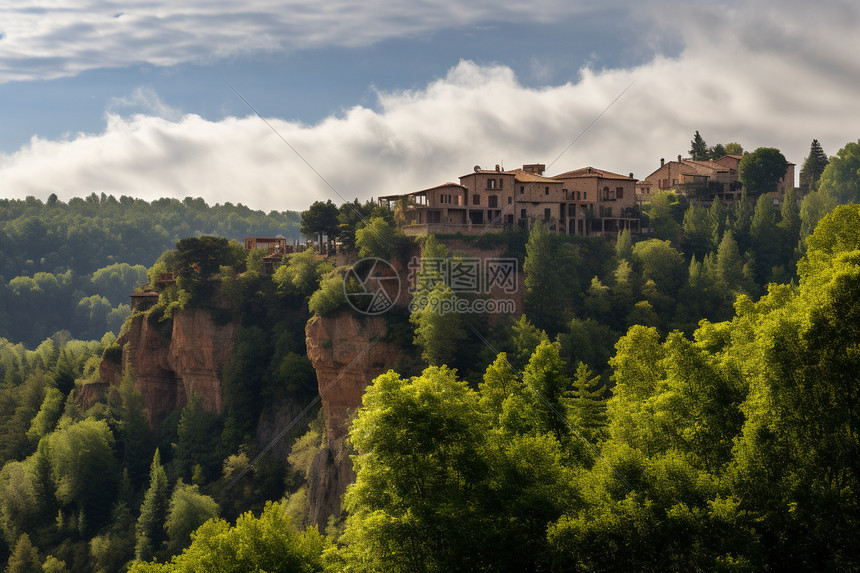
[678,155,682,162]
[495,164,501,172]
[629,172,634,179]
[660,158,665,167]
[474,165,480,172]
[522,163,546,175]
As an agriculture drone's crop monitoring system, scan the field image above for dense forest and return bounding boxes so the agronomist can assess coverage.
[0,195,301,346]
[0,139,858,571]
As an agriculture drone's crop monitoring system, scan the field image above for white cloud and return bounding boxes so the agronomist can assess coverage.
[2,1,859,212]
[0,0,606,83]
[108,87,182,121]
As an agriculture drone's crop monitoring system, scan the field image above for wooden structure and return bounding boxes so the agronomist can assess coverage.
[130,291,160,311]
[244,237,287,253]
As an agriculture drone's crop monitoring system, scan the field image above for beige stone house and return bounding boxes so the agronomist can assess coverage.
[638,154,795,206]
[380,163,640,237]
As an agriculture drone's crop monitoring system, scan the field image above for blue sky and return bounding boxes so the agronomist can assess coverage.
[1,0,858,211]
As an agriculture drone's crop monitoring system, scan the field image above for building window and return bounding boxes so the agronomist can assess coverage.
[520,186,525,194]
[576,191,581,200]
[520,208,526,219]
[616,187,623,199]
[472,195,480,205]
[507,196,512,204]
[488,195,498,208]
[488,179,497,189]
[544,208,551,221]
[545,186,549,195]
[583,192,587,200]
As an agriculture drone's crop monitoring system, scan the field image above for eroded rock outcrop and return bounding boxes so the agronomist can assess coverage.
[305,311,402,527]
[98,308,235,425]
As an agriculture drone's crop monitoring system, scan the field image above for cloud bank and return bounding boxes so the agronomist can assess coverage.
[0,0,604,83]
[2,0,859,212]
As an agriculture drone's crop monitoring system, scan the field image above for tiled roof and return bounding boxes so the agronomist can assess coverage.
[510,169,558,183]
[683,160,727,173]
[553,167,635,181]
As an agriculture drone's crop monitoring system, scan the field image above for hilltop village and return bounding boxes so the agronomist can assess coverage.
[378,153,794,237]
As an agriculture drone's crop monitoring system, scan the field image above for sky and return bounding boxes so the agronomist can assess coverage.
[1,0,859,212]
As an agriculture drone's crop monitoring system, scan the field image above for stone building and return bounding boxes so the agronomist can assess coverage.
[380,163,640,237]
[638,154,795,206]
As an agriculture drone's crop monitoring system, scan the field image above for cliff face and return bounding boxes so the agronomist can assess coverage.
[304,312,402,527]
[98,308,235,425]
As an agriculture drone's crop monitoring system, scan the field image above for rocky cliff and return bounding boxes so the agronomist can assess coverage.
[304,311,402,527]
[97,308,235,425]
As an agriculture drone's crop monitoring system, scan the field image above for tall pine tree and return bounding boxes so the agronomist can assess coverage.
[689,131,709,160]
[799,139,828,193]
[135,449,169,562]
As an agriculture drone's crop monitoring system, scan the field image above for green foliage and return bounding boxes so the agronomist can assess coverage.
[26,388,64,443]
[818,139,860,205]
[689,130,709,160]
[410,282,466,367]
[799,138,829,194]
[129,501,328,573]
[7,533,42,573]
[40,418,119,532]
[307,274,347,316]
[0,197,299,346]
[355,216,401,259]
[172,396,221,484]
[631,238,685,299]
[340,366,575,572]
[523,221,571,335]
[615,227,633,261]
[738,147,788,196]
[136,449,170,562]
[272,249,333,299]
[724,142,744,155]
[164,481,219,556]
[300,200,340,248]
[112,372,154,488]
[642,190,686,242]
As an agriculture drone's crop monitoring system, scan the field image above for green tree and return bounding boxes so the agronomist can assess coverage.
[355,216,401,259]
[40,418,119,531]
[164,481,219,556]
[738,147,788,196]
[26,387,65,443]
[642,190,685,242]
[681,204,713,261]
[172,395,220,483]
[129,501,328,573]
[7,533,42,573]
[724,142,744,155]
[566,362,608,448]
[689,130,708,160]
[272,248,333,299]
[799,139,829,194]
[300,200,340,252]
[113,372,153,488]
[708,142,726,160]
[615,227,633,261]
[818,139,860,205]
[410,282,466,367]
[749,194,782,283]
[631,239,685,299]
[523,221,565,335]
[136,449,170,562]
